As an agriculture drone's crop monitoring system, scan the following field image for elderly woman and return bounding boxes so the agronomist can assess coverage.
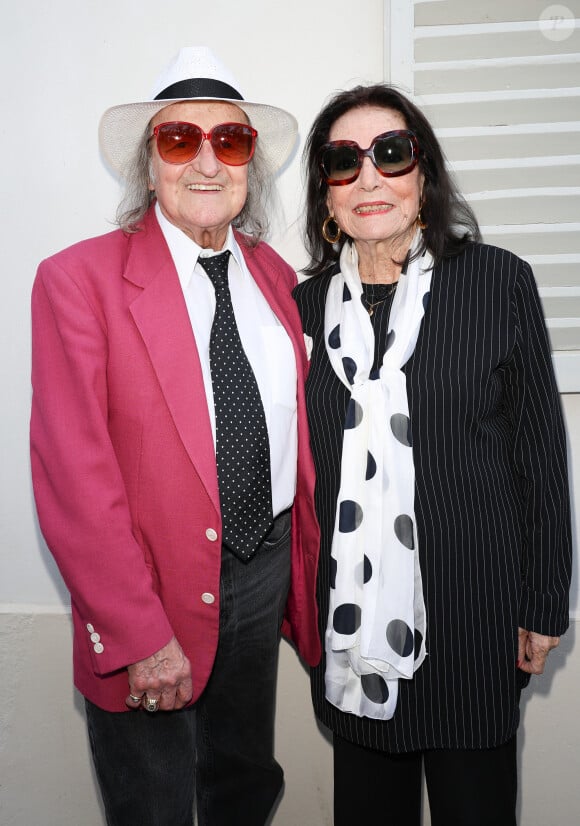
[293,84,572,826]
[30,47,320,826]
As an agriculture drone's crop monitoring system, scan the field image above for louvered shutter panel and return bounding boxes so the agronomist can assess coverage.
[385,0,580,390]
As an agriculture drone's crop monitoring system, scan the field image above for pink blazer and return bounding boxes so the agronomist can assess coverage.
[30,208,321,711]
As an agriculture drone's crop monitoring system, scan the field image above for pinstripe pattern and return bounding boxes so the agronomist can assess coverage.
[293,243,572,753]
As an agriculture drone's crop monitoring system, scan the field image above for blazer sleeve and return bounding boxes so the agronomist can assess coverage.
[30,257,174,676]
[507,259,572,636]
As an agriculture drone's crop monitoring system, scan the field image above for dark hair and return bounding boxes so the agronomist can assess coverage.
[302,84,481,275]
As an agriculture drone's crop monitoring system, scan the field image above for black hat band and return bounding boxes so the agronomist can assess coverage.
[155,78,244,101]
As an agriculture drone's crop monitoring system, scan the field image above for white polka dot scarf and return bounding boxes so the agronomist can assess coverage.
[324,233,432,720]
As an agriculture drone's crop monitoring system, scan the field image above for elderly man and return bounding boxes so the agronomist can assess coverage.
[30,46,320,826]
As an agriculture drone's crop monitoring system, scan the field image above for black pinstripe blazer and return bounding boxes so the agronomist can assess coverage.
[293,242,572,753]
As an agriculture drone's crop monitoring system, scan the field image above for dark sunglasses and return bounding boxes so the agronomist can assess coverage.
[150,121,258,166]
[319,130,419,185]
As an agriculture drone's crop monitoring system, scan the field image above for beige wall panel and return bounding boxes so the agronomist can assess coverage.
[415,0,578,26]
[440,131,580,161]
[546,325,580,349]
[416,63,580,95]
[482,228,579,255]
[540,294,580,319]
[416,29,580,62]
[453,165,580,194]
[532,261,580,288]
[470,193,580,226]
[423,97,580,129]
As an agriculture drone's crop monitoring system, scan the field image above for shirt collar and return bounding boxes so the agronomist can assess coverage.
[154,201,245,289]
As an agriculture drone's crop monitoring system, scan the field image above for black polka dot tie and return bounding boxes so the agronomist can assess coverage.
[199,251,273,560]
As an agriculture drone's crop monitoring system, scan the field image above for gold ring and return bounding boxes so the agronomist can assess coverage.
[145,696,159,713]
[129,693,143,704]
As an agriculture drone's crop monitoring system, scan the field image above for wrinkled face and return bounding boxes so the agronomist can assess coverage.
[326,106,424,249]
[149,100,250,249]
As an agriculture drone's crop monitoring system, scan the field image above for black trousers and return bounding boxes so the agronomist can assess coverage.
[334,732,518,826]
[85,511,291,826]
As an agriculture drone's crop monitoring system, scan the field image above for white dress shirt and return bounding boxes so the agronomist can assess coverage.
[155,203,297,516]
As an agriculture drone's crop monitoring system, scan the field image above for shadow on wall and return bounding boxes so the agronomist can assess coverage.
[517,619,577,824]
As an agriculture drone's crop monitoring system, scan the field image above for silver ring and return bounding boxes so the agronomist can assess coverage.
[145,696,159,713]
[129,693,143,704]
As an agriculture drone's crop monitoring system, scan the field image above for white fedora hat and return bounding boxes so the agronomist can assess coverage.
[99,46,298,177]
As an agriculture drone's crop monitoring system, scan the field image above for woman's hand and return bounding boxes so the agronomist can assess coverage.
[125,636,193,711]
[517,627,560,675]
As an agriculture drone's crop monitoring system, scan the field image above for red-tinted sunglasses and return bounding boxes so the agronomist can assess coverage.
[319,130,419,185]
[150,121,257,166]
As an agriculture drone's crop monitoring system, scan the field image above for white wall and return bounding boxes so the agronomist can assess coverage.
[0,0,384,611]
[0,1,578,824]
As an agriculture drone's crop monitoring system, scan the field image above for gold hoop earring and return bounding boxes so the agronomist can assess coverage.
[416,191,427,229]
[322,214,342,245]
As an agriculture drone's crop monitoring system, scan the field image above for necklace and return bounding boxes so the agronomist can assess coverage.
[361,281,398,316]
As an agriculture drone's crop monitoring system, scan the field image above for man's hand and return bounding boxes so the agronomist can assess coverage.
[125,636,193,711]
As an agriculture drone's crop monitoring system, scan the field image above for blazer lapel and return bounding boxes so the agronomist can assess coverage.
[124,212,220,514]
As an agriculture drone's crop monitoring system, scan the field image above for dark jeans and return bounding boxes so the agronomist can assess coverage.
[334,732,518,826]
[85,511,291,826]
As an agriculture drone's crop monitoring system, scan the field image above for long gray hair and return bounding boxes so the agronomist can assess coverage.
[116,121,274,246]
